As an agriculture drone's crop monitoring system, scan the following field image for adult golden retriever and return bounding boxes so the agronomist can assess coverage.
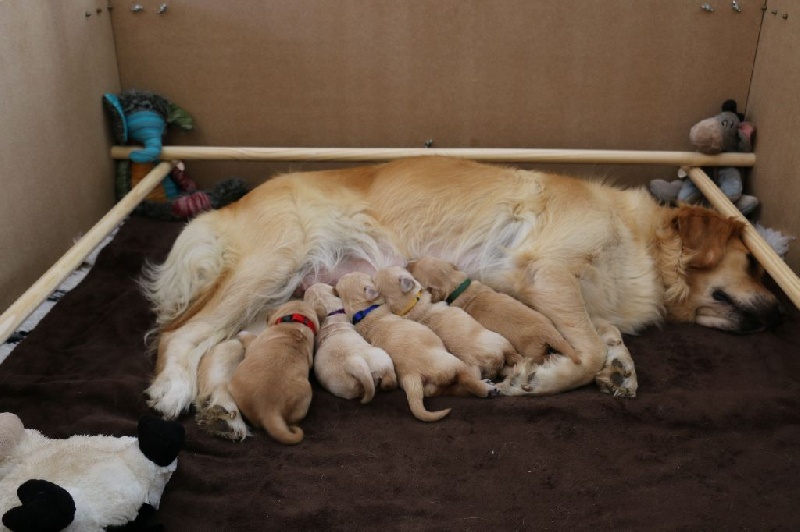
[142,156,780,431]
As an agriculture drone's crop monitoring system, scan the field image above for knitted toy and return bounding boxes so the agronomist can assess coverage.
[0,413,184,531]
[103,89,249,220]
[650,100,758,216]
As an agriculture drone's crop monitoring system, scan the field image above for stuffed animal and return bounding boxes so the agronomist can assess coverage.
[0,413,184,531]
[650,99,759,216]
[103,89,249,220]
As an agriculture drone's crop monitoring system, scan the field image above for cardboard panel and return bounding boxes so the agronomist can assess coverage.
[747,0,800,274]
[110,0,762,188]
[0,1,120,310]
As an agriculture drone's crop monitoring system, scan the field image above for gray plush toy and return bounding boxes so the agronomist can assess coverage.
[650,100,758,216]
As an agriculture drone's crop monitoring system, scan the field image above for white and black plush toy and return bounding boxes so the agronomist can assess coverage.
[0,413,184,532]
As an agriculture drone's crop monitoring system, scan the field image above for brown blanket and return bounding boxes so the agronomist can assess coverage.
[2,215,799,530]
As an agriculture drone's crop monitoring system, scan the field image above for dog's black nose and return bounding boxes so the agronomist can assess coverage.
[738,296,782,334]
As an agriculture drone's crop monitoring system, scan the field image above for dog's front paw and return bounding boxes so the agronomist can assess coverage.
[595,353,637,398]
[146,368,195,419]
[196,403,250,441]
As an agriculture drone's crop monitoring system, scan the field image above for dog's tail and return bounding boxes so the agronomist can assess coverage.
[139,216,227,330]
[345,356,376,404]
[262,411,304,445]
[400,374,451,422]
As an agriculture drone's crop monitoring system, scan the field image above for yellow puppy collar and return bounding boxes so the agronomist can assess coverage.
[399,290,423,316]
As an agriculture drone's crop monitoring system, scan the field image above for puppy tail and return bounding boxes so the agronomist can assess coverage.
[344,356,376,404]
[262,412,304,445]
[400,374,451,422]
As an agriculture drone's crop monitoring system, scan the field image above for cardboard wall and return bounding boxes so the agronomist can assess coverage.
[110,0,762,189]
[747,0,800,273]
[0,1,121,311]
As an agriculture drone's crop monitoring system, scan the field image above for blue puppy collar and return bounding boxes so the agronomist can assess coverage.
[352,304,380,325]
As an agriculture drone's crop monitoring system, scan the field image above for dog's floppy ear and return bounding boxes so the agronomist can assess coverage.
[399,274,416,294]
[673,206,744,268]
[364,284,380,302]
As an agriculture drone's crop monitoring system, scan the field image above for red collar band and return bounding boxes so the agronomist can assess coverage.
[275,313,317,334]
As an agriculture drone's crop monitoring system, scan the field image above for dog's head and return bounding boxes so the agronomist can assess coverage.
[335,272,382,314]
[303,282,340,320]
[373,266,422,315]
[406,257,466,303]
[667,206,781,333]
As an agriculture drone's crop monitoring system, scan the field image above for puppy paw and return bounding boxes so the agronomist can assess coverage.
[495,359,538,396]
[196,403,249,441]
[595,351,638,398]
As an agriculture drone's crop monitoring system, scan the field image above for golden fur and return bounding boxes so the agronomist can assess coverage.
[142,156,780,430]
[373,266,515,378]
[407,256,580,366]
[304,282,397,403]
[228,301,319,445]
[335,272,496,422]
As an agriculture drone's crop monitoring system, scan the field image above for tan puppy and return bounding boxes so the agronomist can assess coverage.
[334,272,496,422]
[407,256,580,366]
[228,300,319,445]
[304,283,397,403]
[374,266,517,379]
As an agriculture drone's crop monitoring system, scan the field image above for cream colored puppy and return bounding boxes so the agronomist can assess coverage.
[304,283,397,403]
[228,300,319,445]
[407,256,580,366]
[374,266,517,379]
[334,272,496,422]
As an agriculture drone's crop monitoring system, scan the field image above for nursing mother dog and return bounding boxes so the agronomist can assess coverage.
[142,156,781,433]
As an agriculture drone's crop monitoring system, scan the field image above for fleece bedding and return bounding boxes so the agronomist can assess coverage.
[1,214,799,530]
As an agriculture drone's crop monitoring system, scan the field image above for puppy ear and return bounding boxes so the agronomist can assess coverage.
[399,275,416,294]
[428,286,445,302]
[364,284,380,301]
[673,206,744,268]
[406,259,418,273]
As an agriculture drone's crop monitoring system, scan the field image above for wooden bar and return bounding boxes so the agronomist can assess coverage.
[111,146,756,167]
[0,161,175,344]
[684,166,800,310]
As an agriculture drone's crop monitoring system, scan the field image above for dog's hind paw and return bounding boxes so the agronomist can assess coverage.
[196,403,250,441]
[595,353,637,398]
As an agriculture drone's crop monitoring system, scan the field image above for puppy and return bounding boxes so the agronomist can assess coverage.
[334,272,496,422]
[228,300,319,445]
[374,266,517,379]
[407,256,580,365]
[304,283,397,404]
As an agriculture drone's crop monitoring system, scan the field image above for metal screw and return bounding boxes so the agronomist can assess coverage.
[783,13,789,19]
[158,4,168,14]
[771,9,778,15]
[131,4,144,13]
[85,10,92,18]
[701,3,714,12]
[96,8,103,14]
[732,1,741,13]
[424,139,434,148]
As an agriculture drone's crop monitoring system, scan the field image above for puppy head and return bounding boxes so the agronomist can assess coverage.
[303,283,340,320]
[669,206,781,333]
[373,266,422,315]
[335,272,382,313]
[407,256,465,303]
